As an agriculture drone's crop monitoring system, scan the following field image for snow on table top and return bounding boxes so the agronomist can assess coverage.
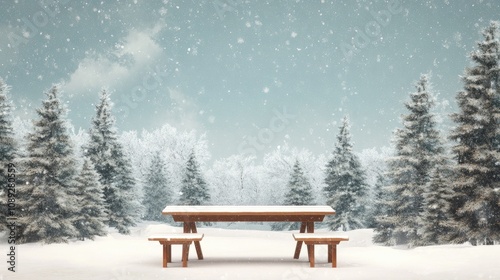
[293,233,350,240]
[148,233,204,241]
[162,205,334,214]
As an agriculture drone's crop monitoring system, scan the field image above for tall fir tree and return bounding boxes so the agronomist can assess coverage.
[179,151,210,206]
[0,78,17,232]
[367,172,389,228]
[74,158,107,240]
[272,159,315,230]
[380,74,446,246]
[284,160,314,206]
[85,90,140,234]
[420,158,454,245]
[143,153,172,222]
[18,86,79,243]
[372,172,395,245]
[448,21,500,245]
[323,116,368,231]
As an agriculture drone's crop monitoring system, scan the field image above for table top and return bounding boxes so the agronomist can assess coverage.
[162,205,335,222]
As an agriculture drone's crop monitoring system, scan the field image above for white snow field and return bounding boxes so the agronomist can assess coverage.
[3,222,500,280]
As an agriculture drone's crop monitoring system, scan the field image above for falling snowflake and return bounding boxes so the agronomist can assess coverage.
[159,7,168,16]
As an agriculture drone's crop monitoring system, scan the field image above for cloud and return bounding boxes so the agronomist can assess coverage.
[115,24,163,66]
[64,23,164,94]
[64,56,129,93]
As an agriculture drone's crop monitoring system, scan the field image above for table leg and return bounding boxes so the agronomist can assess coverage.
[189,222,204,260]
[183,221,204,260]
[183,222,190,233]
[293,222,307,259]
[306,222,314,267]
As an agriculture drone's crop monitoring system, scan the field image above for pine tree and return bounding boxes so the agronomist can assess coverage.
[284,160,314,206]
[448,21,500,245]
[74,158,107,240]
[272,160,315,230]
[85,90,140,234]
[372,173,395,245]
[323,116,368,231]
[112,147,142,234]
[0,78,17,232]
[421,158,454,245]
[179,151,210,206]
[367,172,388,228]
[381,74,446,246]
[143,153,172,222]
[18,86,79,243]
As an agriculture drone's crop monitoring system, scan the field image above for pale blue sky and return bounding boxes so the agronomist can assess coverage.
[1,0,499,159]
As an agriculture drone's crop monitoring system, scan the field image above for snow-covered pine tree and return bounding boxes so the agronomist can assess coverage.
[143,153,172,222]
[420,158,454,245]
[323,116,368,231]
[448,21,500,245]
[272,159,315,230]
[74,158,107,240]
[85,90,140,234]
[111,146,142,234]
[18,85,79,243]
[284,160,314,206]
[179,151,210,206]
[0,78,17,232]
[366,172,388,228]
[371,172,395,245]
[382,74,446,246]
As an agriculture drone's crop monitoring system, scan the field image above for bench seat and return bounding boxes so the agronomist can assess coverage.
[293,233,349,268]
[148,233,204,267]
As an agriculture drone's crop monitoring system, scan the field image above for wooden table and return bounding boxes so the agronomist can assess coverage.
[162,205,335,262]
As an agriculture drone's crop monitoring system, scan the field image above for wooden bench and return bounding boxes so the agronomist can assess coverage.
[148,233,204,267]
[293,233,349,268]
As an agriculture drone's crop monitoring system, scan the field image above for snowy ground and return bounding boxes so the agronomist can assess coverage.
[3,222,500,280]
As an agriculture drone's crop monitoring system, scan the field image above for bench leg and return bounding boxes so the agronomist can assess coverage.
[182,243,190,267]
[162,243,171,268]
[307,243,315,267]
[328,244,332,263]
[331,244,337,268]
